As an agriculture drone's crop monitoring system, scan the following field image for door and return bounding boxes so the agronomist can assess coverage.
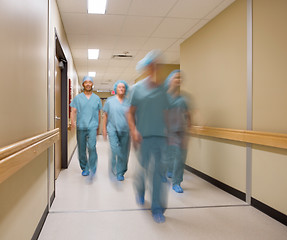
[54,57,62,179]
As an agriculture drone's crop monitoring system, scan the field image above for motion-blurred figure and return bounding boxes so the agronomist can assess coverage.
[102,80,130,181]
[70,76,102,182]
[127,50,169,223]
[164,70,191,193]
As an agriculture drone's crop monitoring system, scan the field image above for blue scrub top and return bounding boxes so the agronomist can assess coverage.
[167,94,189,132]
[70,92,102,130]
[129,78,169,137]
[103,96,130,133]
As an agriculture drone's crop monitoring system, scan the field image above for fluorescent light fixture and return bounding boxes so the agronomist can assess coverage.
[88,49,99,59]
[88,0,107,14]
[88,72,96,77]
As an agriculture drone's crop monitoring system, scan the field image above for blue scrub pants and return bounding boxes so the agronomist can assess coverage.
[167,131,187,185]
[134,137,168,214]
[76,128,98,174]
[108,131,130,177]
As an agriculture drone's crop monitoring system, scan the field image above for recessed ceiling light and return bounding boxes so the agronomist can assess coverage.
[88,0,107,14]
[88,49,99,59]
[88,72,96,77]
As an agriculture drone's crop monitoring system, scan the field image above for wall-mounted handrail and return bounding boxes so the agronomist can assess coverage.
[0,129,59,184]
[189,126,287,150]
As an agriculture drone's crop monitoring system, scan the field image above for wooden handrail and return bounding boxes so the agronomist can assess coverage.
[0,129,59,184]
[190,126,287,150]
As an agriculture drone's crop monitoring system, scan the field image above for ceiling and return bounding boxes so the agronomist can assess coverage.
[56,0,235,91]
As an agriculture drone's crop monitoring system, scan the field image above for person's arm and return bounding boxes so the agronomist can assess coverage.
[97,110,101,135]
[126,105,142,149]
[102,112,108,140]
[70,107,77,130]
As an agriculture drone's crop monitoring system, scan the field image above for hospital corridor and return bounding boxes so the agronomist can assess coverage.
[38,137,286,240]
[0,0,287,239]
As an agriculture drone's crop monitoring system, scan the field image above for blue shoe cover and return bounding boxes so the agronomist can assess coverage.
[152,211,166,223]
[86,172,95,184]
[82,170,90,176]
[117,175,124,181]
[136,195,145,205]
[173,184,183,193]
[161,176,167,183]
[167,171,172,178]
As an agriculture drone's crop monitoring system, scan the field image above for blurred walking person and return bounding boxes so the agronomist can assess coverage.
[127,50,169,223]
[102,80,130,181]
[70,76,102,182]
[164,70,192,193]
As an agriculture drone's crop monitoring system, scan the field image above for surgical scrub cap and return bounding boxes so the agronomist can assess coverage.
[164,69,181,89]
[136,49,162,72]
[82,76,94,84]
[113,80,129,95]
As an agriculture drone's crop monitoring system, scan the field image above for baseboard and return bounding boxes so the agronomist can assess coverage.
[184,165,246,201]
[68,145,77,166]
[50,190,55,207]
[251,198,287,226]
[185,165,287,226]
[31,206,48,240]
[31,190,55,240]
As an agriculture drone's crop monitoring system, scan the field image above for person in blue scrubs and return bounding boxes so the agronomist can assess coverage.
[70,76,102,181]
[164,70,192,193]
[102,80,130,181]
[127,50,169,223]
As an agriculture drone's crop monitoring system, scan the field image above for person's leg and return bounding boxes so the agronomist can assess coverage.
[172,133,187,193]
[117,132,130,178]
[77,129,89,174]
[108,131,120,177]
[150,137,168,223]
[87,128,98,175]
[134,137,150,205]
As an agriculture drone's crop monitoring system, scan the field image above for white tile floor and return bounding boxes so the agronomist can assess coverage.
[38,136,287,240]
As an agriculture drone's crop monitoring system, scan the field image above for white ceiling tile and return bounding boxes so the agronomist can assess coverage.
[56,0,87,13]
[128,0,177,17]
[106,0,132,15]
[61,13,88,34]
[114,36,147,51]
[152,18,199,38]
[88,15,125,35]
[142,37,178,51]
[71,49,88,59]
[120,16,163,37]
[57,0,235,83]
[87,34,118,49]
[168,0,222,19]
[98,50,114,60]
[67,34,88,49]
[109,59,133,67]
[205,0,236,20]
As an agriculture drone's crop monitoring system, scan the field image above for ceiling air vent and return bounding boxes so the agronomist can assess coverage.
[112,52,133,59]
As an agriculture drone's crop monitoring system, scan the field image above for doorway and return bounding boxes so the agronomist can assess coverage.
[54,34,68,179]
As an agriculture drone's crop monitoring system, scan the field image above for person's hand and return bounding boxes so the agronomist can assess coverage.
[131,129,142,149]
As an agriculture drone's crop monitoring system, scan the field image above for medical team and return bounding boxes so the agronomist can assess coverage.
[70,50,191,223]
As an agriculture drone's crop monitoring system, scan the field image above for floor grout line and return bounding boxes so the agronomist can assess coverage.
[49,203,249,214]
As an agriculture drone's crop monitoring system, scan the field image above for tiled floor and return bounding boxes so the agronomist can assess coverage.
[38,136,287,240]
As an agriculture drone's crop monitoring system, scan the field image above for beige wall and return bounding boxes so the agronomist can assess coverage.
[0,0,79,239]
[0,0,48,238]
[182,0,287,216]
[182,0,247,192]
[134,64,180,84]
[252,0,287,214]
